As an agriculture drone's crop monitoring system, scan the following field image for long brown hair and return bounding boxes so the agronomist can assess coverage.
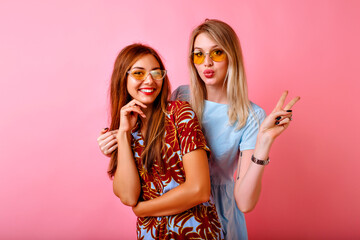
[107,44,171,178]
[188,19,254,130]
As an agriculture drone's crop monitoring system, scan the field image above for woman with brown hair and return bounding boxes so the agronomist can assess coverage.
[106,43,223,239]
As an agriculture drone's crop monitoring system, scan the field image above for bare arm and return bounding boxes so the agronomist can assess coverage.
[112,100,147,207]
[233,146,268,213]
[234,91,300,212]
[112,131,141,207]
[132,149,211,217]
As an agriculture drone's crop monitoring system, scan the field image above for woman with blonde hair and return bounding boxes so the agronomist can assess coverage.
[98,20,299,239]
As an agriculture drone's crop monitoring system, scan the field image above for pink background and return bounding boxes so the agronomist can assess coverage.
[1,0,359,239]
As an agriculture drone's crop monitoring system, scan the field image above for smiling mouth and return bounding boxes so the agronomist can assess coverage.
[140,89,154,93]
[139,88,155,95]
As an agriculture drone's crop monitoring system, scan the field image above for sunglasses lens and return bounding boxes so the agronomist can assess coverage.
[193,52,205,64]
[210,49,226,62]
[150,70,166,80]
[130,69,146,80]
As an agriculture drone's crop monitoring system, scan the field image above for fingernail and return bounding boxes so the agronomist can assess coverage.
[275,116,281,121]
[104,127,109,131]
[286,110,292,112]
[275,121,280,125]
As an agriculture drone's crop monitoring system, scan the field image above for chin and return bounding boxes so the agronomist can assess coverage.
[202,78,221,87]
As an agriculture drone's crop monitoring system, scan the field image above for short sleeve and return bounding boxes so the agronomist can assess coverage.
[170,85,190,101]
[172,101,210,156]
[239,106,266,151]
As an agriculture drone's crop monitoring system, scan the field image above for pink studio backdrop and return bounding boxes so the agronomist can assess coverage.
[1,0,359,239]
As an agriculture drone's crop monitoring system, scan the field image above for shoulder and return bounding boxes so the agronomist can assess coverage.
[250,102,266,118]
[167,100,193,114]
[173,85,190,93]
[170,85,190,101]
[166,101,198,126]
[242,102,266,128]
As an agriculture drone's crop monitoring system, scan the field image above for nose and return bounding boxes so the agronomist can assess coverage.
[143,72,155,84]
[203,53,213,66]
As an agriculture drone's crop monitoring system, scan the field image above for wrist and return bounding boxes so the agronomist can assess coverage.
[256,132,274,146]
[254,135,273,160]
[133,201,145,217]
[116,130,131,142]
[251,154,270,166]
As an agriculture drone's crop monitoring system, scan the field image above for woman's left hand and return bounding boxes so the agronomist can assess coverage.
[259,91,300,142]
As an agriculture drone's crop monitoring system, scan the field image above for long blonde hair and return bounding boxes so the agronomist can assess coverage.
[108,44,171,177]
[188,19,253,130]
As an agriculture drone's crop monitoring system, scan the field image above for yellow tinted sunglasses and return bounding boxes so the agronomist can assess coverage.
[127,69,167,81]
[192,49,227,65]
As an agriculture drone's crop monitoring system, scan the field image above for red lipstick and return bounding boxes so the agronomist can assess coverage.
[139,88,155,95]
[203,69,214,78]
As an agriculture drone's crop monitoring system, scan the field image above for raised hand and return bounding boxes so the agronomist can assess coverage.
[259,91,300,141]
[119,99,147,133]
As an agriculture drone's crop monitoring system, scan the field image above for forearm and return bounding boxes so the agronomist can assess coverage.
[133,181,209,217]
[133,149,211,217]
[235,162,265,212]
[113,131,140,206]
[234,136,273,212]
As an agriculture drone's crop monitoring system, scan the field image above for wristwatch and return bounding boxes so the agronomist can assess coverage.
[251,154,270,165]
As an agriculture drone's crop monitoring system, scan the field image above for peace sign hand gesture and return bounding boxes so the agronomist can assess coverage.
[259,91,300,142]
[119,100,147,133]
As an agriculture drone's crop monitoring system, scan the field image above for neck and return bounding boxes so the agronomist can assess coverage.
[143,104,153,121]
[205,84,228,104]
[140,104,153,138]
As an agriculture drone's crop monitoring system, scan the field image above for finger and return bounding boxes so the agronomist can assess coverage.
[104,138,117,149]
[122,106,146,118]
[276,117,291,126]
[102,139,117,154]
[105,143,118,155]
[127,99,147,109]
[100,127,109,134]
[272,110,292,121]
[97,131,113,142]
[100,134,117,147]
[274,91,288,111]
[284,96,300,110]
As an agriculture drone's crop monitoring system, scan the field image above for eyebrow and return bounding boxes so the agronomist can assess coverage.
[131,66,161,70]
[194,45,220,50]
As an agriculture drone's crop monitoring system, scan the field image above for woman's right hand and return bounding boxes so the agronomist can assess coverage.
[119,99,147,133]
[97,100,147,157]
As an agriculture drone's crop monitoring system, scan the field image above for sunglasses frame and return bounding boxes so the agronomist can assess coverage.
[127,69,167,81]
[192,49,227,65]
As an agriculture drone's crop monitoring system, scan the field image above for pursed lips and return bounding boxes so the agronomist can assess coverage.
[203,69,215,78]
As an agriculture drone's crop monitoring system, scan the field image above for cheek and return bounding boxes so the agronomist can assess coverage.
[194,65,202,75]
[219,61,228,75]
[126,78,132,94]
[126,78,138,96]
[126,79,130,92]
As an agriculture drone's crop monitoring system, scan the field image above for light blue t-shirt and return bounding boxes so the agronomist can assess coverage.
[171,85,266,240]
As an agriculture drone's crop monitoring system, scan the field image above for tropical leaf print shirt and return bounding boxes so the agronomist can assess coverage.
[131,101,224,240]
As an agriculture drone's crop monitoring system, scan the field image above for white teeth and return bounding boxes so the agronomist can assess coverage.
[140,89,154,92]
[140,89,154,93]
